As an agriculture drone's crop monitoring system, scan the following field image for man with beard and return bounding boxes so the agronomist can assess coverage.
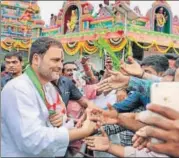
[1,52,23,89]
[1,37,97,157]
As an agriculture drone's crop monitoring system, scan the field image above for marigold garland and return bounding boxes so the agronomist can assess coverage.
[130,37,179,54]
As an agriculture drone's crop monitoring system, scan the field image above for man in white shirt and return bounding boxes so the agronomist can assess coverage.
[1,37,97,157]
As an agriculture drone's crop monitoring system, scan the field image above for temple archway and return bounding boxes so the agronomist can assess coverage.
[154,7,171,34]
[63,5,80,34]
[150,2,173,34]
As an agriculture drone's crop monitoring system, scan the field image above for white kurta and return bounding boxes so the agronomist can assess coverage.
[1,74,69,157]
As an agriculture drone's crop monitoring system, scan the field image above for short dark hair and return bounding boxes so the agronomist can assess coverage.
[4,51,23,62]
[63,61,77,67]
[175,58,179,68]
[141,55,169,73]
[29,37,63,65]
[165,53,179,60]
[62,61,78,73]
[163,68,176,77]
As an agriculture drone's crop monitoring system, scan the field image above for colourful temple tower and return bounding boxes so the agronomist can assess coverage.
[1,0,44,61]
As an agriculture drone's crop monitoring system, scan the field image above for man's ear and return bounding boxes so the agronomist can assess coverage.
[32,54,41,66]
[21,61,24,67]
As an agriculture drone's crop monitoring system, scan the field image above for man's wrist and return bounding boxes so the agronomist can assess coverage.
[106,141,113,153]
[81,126,91,137]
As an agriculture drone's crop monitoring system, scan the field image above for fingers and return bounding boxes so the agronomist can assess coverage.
[87,146,97,151]
[146,142,169,155]
[132,134,138,143]
[85,136,95,141]
[97,78,108,86]
[147,104,179,120]
[174,120,179,130]
[107,103,113,111]
[85,139,95,146]
[137,140,148,150]
[52,120,63,127]
[97,83,111,92]
[119,68,129,76]
[132,134,149,150]
[136,110,176,130]
[89,115,101,122]
[100,127,108,137]
[107,69,119,76]
[86,108,92,120]
[127,56,135,64]
[103,87,113,93]
[49,113,63,122]
[91,108,103,114]
[133,136,145,148]
[147,142,179,157]
[136,126,171,142]
[120,66,130,74]
[120,59,125,65]
[50,118,63,127]
[85,138,96,150]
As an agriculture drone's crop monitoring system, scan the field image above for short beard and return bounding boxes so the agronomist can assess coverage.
[38,65,60,82]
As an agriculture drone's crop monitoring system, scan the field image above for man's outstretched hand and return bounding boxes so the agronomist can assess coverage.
[97,70,130,93]
[89,103,119,126]
[136,104,179,157]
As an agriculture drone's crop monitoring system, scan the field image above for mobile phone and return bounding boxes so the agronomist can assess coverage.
[151,82,179,111]
[150,82,179,143]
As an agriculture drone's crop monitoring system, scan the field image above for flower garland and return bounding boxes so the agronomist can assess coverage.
[106,38,127,52]
[130,37,179,54]
[83,41,99,54]
[1,38,31,51]
[62,38,127,55]
[156,14,166,27]
[62,42,81,55]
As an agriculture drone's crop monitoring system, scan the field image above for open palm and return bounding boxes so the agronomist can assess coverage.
[121,57,143,77]
[89,103,118,125]
[97,70,130,92]
[85,128,110,152]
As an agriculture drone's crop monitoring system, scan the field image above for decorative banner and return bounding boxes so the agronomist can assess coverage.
[1,38,31,51]
[129,37,179,54]
[62,38,127,56]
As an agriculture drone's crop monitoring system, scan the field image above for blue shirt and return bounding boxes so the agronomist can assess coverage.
[113,91,150,112]
[1,73,13,89]
[55,77,83,106]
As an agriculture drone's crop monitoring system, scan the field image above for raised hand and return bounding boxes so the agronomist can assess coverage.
[75,113,86,128]
[85,127,111,152]
[97,70,130,93]
[135,104,179,157]
[81,56,89,65]
[81,108,99,134]
[121,56,143,77]
[89,103,119,125]
[132,134,151,151]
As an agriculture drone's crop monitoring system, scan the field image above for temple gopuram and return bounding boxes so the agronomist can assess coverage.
[1,0,44,62]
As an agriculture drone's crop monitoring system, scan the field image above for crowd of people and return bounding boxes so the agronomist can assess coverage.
[1,37,179,157]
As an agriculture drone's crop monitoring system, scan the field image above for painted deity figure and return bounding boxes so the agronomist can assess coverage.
[155,7,168,32]
[83,5,90,14]
[19,10,33,24]
[67,9,78,32]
